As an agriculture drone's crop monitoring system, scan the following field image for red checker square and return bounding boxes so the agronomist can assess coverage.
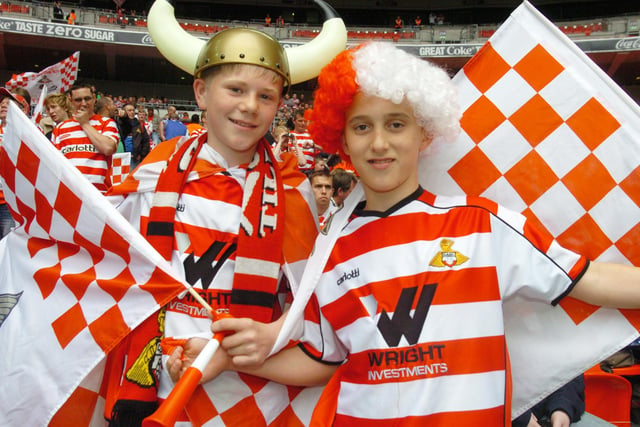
[449,146,502,197]
[34,189,53,235]
[463,42,511,93]
[504,151,559,205]
[620,309,640,334]
[88,304,129,352]
[14,197,35,229]
[61,266,96,300]
[139,267,185,305]
[513,44,564,92]
[16,142,40,186]
[54,182,82,227]
[73,230,106,265]
[49,386,99,427]
[33,261,61,299]
[219,395,268,427]
[556,214,612,260]
[271,405,305,427]
[100,224,131,264]
[185,385,219,425]
[27,235,56,257]
[460,95,506,144]
[619,165,640,208]
[561,154,616,211]
[559,296,599,325]
[566,98,620,151]
[96,267,136,302]
[0,146,16,191]
[509,94,564,147]
[615,222,640,266]
[52,303,88,349]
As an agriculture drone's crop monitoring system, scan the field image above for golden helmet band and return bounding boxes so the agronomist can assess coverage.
[147,0,347,86]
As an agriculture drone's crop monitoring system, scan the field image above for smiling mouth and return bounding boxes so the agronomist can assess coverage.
[230,118,256,129]
[369,159,393,165]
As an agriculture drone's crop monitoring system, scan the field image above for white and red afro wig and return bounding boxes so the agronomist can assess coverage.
[307,42,461,161]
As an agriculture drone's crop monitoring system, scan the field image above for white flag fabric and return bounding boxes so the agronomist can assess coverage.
[5,51,79,103]
[0,102,186,425]
[419,0,640,417]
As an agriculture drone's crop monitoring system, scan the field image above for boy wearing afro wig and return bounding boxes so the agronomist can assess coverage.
[172,42,640,426]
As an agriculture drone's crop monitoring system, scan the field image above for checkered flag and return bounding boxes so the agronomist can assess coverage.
[0,102,186,426]
[419,1,640,417]
[111,152,131,186]
[5,51,79,101]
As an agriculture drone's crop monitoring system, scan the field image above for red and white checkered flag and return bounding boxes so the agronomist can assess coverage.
[31,84,47,125]
[0,102,187,426]
[419,1,640,417]
[111,152,131,186]
[5,51,79,101]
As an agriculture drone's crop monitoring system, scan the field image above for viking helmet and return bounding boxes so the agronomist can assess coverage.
[147,0,347,86]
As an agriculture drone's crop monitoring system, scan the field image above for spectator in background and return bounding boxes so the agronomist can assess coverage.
[52,83,118,193]
[163,111,188,140]
[10,87,31,115]
[158,105,176,142]
[290,109,321,175]
[309,169,333,229]
[66,9,76,25]
[95,94,117,120]
[118,102,150,169]
[137,107,155,149]
[53,1,64,23]
[43,92,72,139]
[185,113,204,136]
[394,15,403,29]
[330,168,357,211]
[265,13,271,26]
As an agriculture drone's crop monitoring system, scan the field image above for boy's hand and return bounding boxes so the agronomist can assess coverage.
[211,317,280,368]
[166,337,207,383]
[166,337,233,384]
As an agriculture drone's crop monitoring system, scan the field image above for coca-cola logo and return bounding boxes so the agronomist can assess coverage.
[615,38,640,50]
[0,22,11,30]
[141,34,154,45]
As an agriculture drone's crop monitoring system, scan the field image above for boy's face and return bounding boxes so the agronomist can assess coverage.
[194,65,282,166]
[46,101,68,123]
[343,93,430,211]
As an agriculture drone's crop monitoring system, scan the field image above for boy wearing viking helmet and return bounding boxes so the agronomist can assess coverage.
[103,1,346,425]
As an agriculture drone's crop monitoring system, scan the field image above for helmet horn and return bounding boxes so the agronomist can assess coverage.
[147,0,346,84]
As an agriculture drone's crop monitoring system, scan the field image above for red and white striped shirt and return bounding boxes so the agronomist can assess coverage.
[291,131,316,172]
[51,115,118,193]
[302,188,588,426]
[112,135,322,425]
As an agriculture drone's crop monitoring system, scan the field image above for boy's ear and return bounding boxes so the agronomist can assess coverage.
[419,128,432,151]
[193,79,208,110]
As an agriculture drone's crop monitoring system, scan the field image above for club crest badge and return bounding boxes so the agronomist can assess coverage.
[429,239,469,268]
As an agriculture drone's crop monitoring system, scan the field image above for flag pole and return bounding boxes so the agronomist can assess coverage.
[142,313,231,427]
